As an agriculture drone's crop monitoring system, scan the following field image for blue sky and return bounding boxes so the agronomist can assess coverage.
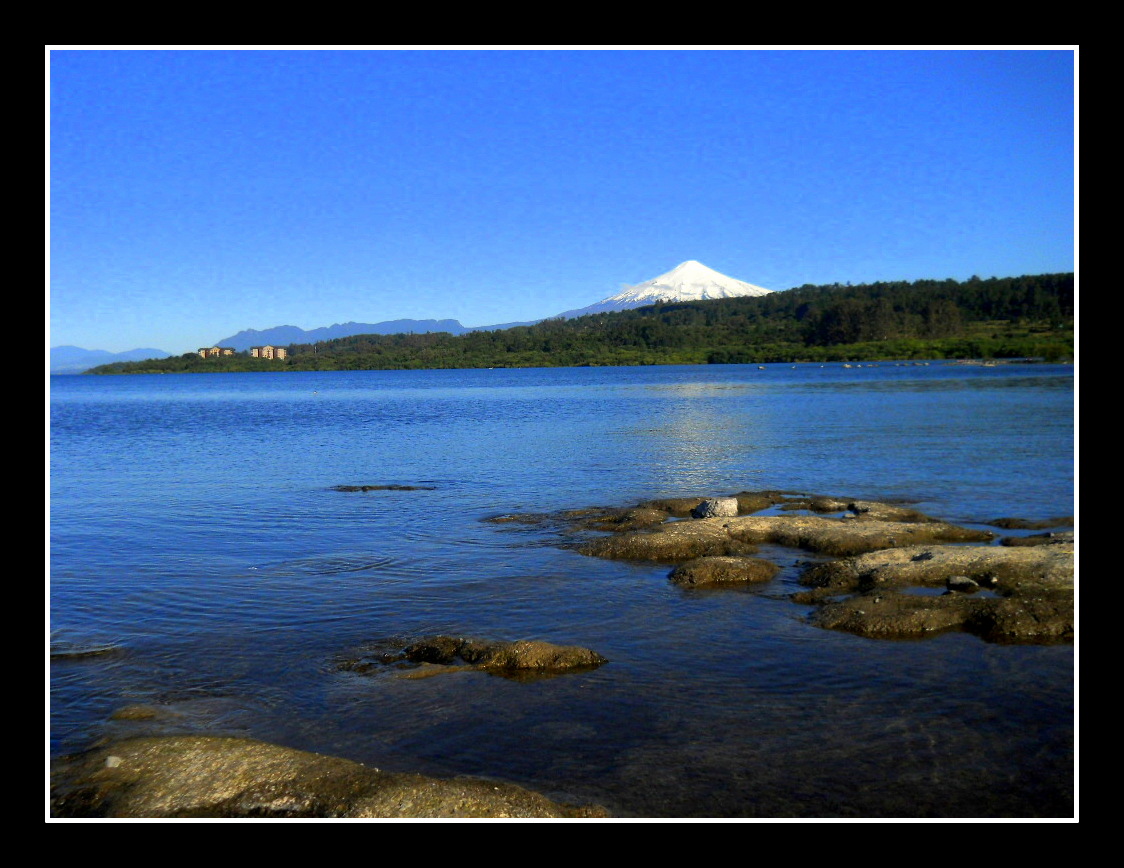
[49,48,1076,355]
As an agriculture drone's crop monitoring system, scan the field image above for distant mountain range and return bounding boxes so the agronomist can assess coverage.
[50,345,173,374]
[215,261,771,348]
[52,261,772,370]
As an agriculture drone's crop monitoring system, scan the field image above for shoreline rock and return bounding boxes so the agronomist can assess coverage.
[512,489,1071,645]
[50,735,608,818]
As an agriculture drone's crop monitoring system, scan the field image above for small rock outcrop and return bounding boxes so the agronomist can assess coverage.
[578,513,992,563]
[988,516,1074,530]
[1000,531,1075,547]
[337,636,608,678]
[797,543,1074,644]
[669,556,780,587]
[691,498,739,519]
[50,736,608,818]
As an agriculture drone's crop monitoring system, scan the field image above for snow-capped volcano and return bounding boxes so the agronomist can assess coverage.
[553,260,772,319]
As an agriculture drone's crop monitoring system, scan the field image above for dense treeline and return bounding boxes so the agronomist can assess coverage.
[88,273,1074,374]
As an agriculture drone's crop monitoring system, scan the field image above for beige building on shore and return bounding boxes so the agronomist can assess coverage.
[250,345,288,360]
[197,346,235,358]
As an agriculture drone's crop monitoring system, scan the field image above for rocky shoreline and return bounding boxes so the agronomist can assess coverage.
[490,489,1074,644]
[51,486,1073,818]
[50,736,609,818]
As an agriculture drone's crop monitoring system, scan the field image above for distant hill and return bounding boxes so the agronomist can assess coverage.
[89,272,1072,375]
[209,262,760,350]
[214,319,474,351]
[50,345,172,374]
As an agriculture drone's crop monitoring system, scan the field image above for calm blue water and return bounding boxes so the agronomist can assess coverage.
[49,363,1075,818]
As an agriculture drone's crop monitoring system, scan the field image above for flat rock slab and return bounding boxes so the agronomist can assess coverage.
[579,514,993,562]
[796,543,1074,644]
[988,516,1074,530]
[722,515,993,557]
[800,542,1074,592]
[669,556,780,587]
[50,736,608,818]
[578,519,760,562]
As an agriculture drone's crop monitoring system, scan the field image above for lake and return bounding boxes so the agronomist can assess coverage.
[49,362,1075,818]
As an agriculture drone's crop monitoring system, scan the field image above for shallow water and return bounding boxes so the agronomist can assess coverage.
[49,363,1075,818]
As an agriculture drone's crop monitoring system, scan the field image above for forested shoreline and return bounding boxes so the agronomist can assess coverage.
[87,273,1074,374]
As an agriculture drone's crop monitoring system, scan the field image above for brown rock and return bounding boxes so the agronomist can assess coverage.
[50,736,608,818]
[341,636,608,676]
[797,543,1074,644]
[669,556,780,587]
[577,519,759,562]
[989,516,1074,530]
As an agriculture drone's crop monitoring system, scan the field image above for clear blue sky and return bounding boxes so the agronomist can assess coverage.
[49,48,1076,355]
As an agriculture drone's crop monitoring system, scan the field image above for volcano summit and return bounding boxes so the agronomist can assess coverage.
[552,261,773,319]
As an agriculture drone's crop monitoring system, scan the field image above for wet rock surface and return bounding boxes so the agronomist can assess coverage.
[988,516,1074,530]
[797,543,1074,643]
[669,556,780,587]
[578,514,992,562]
[50,736,608,818]
[50,641,124,660]
[336,635,608,678]
[577,519,762,561]
[511,489,1071,645]
[800,542,1074,592]
[1000,531,1075,547]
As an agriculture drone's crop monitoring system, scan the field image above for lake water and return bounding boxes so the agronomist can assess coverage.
[49,363,1076,818]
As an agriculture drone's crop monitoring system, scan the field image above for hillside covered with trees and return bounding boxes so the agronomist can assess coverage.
[88,273,1074,374]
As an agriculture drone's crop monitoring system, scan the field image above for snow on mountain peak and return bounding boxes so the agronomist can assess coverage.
[601,260,772,306]
[550,260,773,320]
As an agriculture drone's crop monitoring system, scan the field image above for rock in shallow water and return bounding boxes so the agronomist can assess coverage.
[690,498,740,519]
[50,736,609,818]
[669,556,780,587]
[798,543,1074,643]
[338,636,608,677]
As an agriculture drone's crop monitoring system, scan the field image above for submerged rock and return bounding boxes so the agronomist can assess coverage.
[333,484,437,492]
[338,635,608,677]
[669,556,780,587]
[50,641,124,660]
[50,736,608,818]
[108,705,166,721]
